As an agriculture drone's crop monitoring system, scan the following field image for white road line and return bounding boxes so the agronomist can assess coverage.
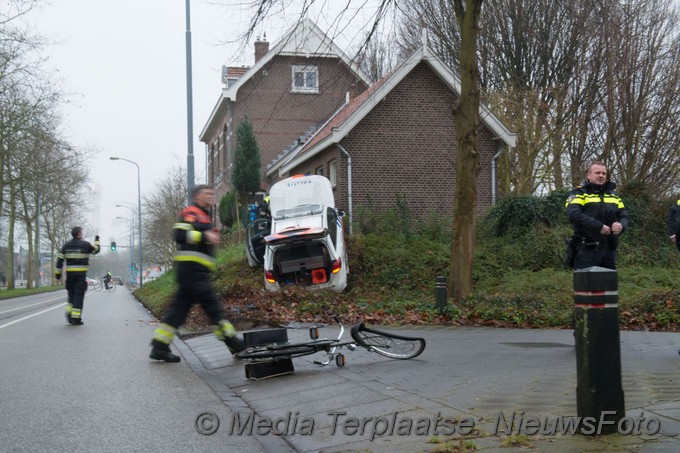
[0,296,67,315]
[0,303,66,330]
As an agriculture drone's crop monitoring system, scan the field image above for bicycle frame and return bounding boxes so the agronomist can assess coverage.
[236,317,425,367]
[310,321,357,366]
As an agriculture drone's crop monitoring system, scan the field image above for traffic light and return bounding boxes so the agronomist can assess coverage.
[111,241,117,251]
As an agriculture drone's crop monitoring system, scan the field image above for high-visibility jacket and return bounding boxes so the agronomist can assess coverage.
[55,238,101,278]
[173,204,216,271]
[565,180,629,245]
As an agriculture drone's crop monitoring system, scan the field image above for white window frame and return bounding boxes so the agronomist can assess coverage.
[291,64,319,93]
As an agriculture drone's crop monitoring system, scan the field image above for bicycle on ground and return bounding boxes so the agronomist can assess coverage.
[235,316,426,368]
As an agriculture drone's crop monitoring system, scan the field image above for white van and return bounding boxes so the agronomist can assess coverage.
[249,174,348,293]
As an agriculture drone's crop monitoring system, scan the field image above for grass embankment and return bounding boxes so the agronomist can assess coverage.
[135,231,680,333]
[0,286,62,300]
[137,190,680,331]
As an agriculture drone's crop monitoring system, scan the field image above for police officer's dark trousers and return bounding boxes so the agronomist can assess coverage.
[574,244,616,270]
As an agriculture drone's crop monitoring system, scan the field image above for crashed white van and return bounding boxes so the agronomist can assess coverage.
[259,174,348,293]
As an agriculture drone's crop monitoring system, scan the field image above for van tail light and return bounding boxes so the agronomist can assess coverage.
[331,258,342,274]
[265,271,276,283]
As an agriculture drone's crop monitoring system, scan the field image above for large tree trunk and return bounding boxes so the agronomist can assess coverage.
[6,185,16,290]
[449,0,483,302]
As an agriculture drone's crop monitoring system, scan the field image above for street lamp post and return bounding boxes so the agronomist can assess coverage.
[185,0,195,200]
[110,157,143,288]
[115,205,135,259]
[115,213,135,283]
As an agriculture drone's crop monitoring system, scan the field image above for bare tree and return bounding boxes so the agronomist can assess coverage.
[397,0,679,196]
[1,76,84,288]
[597,0,679,193]
[143,166,187,272]
[448,0,484,301]
[213,0,397,73]
[352,30,401,83]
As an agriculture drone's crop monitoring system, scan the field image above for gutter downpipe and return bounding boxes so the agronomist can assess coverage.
[491,145,505,205]
[336,143,353,235]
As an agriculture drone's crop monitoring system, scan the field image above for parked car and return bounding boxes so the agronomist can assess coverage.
[247,174,348,293]
[112,275,124,286]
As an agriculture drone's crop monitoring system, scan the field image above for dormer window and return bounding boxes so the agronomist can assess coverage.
[292,64,318,93]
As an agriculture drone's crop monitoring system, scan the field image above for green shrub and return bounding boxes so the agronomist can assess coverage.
[133,188,680,331]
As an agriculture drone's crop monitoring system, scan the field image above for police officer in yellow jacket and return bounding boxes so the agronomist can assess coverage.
[669,199,680,252]
[150,185,245,362]
[565,161,628,270]
[55,227,101,325]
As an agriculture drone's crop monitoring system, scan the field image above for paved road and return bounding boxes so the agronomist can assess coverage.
[185,323,680,452]
[0,288,264,453]
[4,288,680,452]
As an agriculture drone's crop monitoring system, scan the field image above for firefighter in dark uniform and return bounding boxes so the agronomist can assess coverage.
[150,185,245,362]
[669,199,680,252]
[565,161,629,270]
[55,227,101,325]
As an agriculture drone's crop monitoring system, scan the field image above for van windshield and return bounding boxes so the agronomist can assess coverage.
[274,204,323,220]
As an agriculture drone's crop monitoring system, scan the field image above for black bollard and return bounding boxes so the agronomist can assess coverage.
[573,266,625,435]
[435,276,447,314]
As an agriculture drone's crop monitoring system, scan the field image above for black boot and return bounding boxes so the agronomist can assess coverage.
[70,318,84,325]
[149,340,181,362]
[224,335,246,355]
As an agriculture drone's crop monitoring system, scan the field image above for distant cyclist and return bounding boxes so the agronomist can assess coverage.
[103,271,112,290]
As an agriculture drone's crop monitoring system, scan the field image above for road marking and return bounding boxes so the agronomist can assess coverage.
[0,296,67,315]
[0,303,66,330]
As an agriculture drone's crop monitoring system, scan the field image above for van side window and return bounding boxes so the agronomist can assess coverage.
[327,208,338,248]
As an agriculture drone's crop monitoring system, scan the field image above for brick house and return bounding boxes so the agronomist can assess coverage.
[266,37,516,230]
[199,18,371,202]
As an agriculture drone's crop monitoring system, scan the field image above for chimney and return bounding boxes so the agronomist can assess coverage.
[254,32,269,63]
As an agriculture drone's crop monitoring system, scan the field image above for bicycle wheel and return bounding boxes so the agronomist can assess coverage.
[108,283,116,292]
[235,339,338,361]
[93,282,103,292]
[350,323,426,360]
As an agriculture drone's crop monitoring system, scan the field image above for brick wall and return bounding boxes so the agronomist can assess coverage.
[288,62,505,222]
[204,55,367,202]
[222,56,365,194]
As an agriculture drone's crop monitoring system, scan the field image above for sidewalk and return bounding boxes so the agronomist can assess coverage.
[181,325,680,452]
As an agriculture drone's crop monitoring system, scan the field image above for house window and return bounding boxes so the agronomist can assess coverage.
[292,64,318,93]
[315,166,323,176]
[329,160,337,187]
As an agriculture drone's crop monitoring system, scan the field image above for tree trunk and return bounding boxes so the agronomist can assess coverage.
[449,0,483,302]
[25,221,33,289]
[7,185,16,290]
